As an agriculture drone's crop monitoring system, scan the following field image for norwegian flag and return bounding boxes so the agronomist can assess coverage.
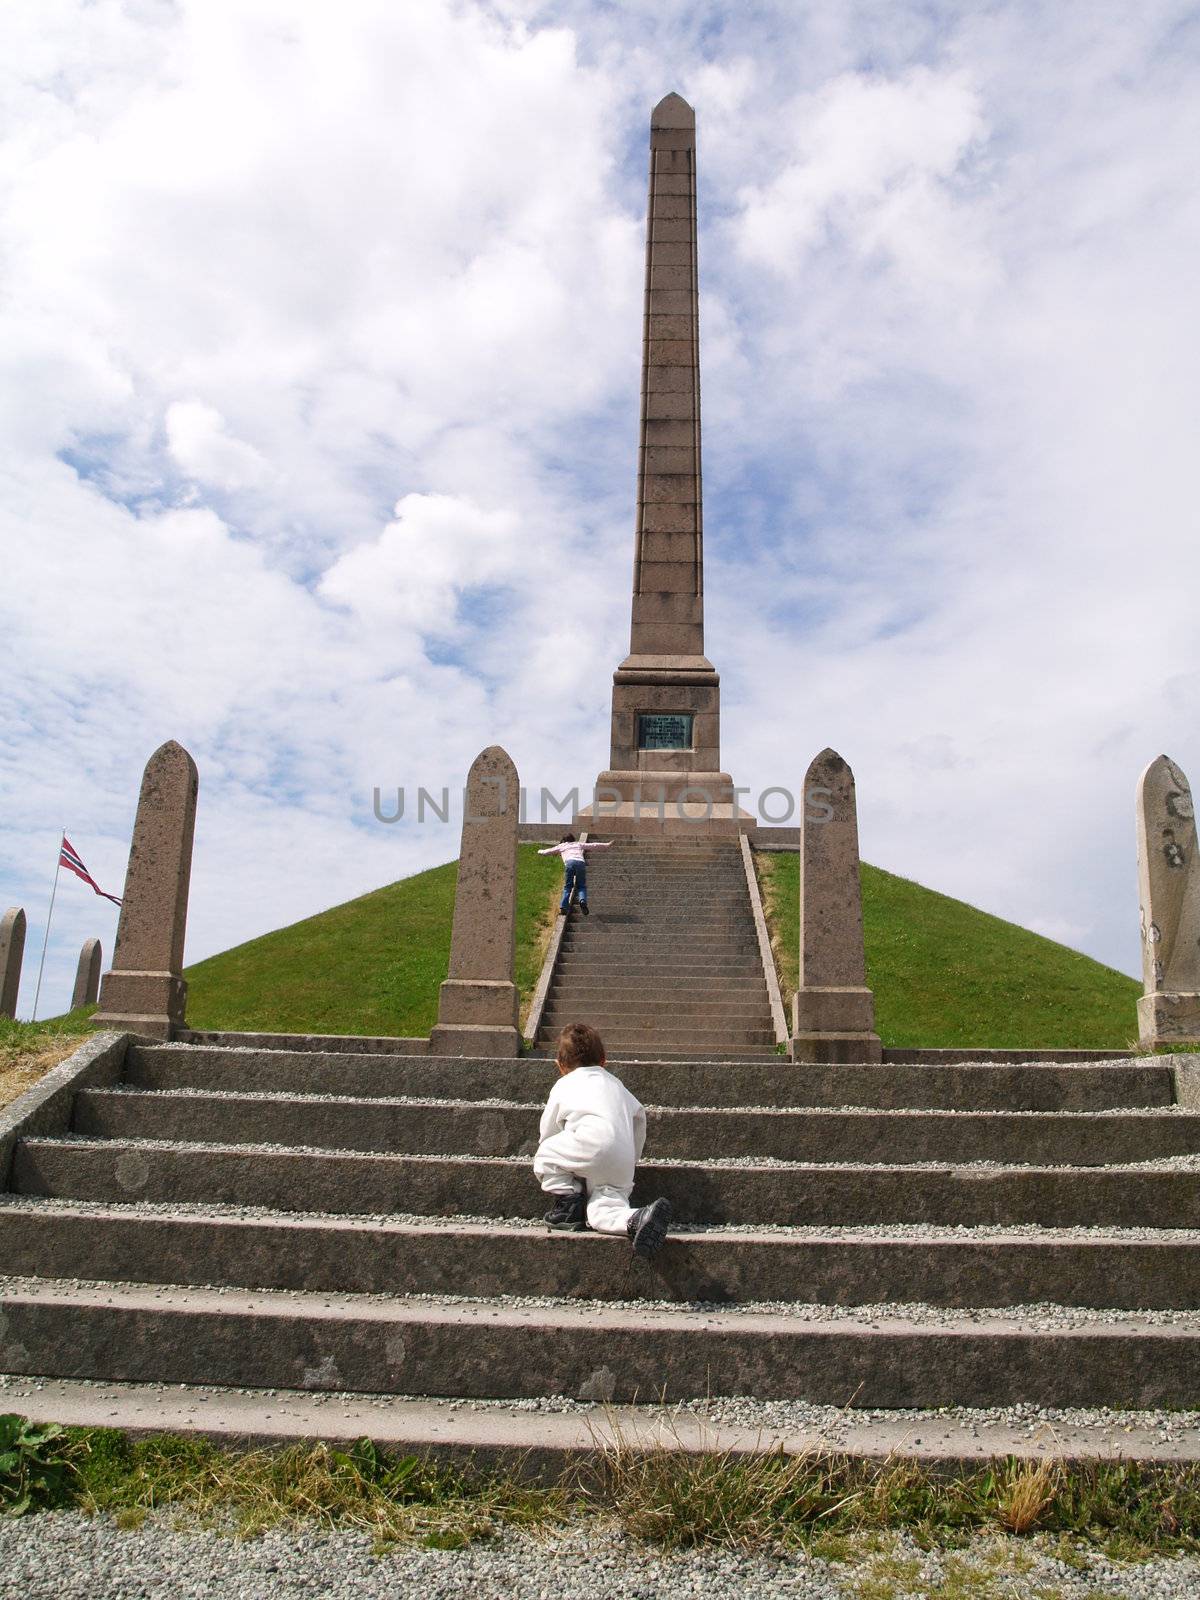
[59,835,122,907]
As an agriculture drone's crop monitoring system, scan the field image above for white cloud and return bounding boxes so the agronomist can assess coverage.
[165,401,272,491]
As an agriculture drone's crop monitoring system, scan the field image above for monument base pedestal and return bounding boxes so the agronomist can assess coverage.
[578,770,753,839]
[1138,991,1200,1048]
[792,986,882,1063]
[92,969,187,1042]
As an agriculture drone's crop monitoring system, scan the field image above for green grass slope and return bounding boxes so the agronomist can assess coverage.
[184,846,562,1039]
[755,854,1139,1050]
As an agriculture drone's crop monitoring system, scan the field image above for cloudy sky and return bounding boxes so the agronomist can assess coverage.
[2,0,1198,1017]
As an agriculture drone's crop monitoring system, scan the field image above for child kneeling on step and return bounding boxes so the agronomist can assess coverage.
[533,1022,671,1258]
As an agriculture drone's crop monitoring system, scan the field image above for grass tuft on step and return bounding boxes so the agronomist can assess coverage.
[755,854,1139,1050]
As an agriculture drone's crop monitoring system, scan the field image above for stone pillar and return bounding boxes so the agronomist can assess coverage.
[0,907,26,1020]
[429,745,521,1058]
[71,938,103,1010]
[92,740,199,1041]
[792,748,882,1063]
[1136,754,1200,1048]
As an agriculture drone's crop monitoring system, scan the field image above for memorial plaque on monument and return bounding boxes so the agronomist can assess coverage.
[638,713,694,751]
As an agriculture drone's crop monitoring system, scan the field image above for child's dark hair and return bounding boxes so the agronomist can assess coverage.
[556,1022,605,1071]
[560,832,576,842]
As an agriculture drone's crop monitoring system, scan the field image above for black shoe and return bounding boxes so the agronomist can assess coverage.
[580,901,590,916]
[544,1183,588,1232]
[627,1197,671,1258]
[557,906,567,916]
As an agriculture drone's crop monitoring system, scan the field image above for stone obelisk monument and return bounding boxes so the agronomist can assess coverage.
[581,94,746,836]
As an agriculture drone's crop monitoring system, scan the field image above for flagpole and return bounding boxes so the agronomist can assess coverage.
[30,829,64,1024]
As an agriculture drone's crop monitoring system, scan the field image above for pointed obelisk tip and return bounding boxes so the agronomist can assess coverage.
[652,92,695,127]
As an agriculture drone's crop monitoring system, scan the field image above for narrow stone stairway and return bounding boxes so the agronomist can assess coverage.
[3,1038,1200,1423]
[537,838,778,1059]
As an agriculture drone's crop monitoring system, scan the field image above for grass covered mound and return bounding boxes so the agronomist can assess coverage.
[0,1012,95,1111]
[184,845,562,1039]
[755,854,1139,1051]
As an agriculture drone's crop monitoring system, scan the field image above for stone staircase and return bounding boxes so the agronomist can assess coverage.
[536,838,779,1059]
[3,1038,1200,1416]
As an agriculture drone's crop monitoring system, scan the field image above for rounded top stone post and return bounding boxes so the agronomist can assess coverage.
[800,746,867,990]
[446,744,520,984]
[1136,753,1199,993]
[110,739,199,976]
[0,906,27,1019]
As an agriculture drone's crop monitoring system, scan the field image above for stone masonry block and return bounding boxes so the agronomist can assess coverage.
[638,531,704,567]
[647,315,694,341]
[651,133,694,155]
[642,445,696,474]
[650,195,693,219]
[644,390,695,420]
[637,559,700,592]
[630,621,707,656]
[650,173,692,194]
[650,265,694,292]
[640,502,697,533]
[641,472,697,504]
[643,417,695,445]
[647,290,696,316]
[646,364,697,394]
[650,241,694,267]
[647,341,695,366]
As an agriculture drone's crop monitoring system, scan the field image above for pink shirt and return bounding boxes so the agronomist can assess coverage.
[537,841,612,865]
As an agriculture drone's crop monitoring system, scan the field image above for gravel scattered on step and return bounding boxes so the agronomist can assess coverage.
[6,1193,1200,1242]
[37,1132,1200,1171]
[0,1512,1194,1599]
[7,1369,1200,1449]
[4,1269,1200,1330]
[93,1084,1197,1118]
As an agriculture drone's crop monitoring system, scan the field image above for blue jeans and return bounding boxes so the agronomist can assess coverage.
[561,860,587,910]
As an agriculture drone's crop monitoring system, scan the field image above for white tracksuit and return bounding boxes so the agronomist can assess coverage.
[533,1064,647,1234]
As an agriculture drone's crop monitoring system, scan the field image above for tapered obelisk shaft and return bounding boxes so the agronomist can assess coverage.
[630,91,705,660]
[582,94,744,835]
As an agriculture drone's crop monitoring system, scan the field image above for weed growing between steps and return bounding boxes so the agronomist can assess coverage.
[0,1013,94,1110]
[5,1417,1200,1563]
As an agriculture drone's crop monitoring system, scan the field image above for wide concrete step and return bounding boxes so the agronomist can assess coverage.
[6,1205,1200,1310]
[125,1047,1174,1111]
[539,1005,773,1027]
[16,1140,1200,1226]
[561,925,755,938]
[557,953,758,967]
[542,1031,778,1049]
[1,1276,1198,1407]
[72,1091,1198,1165]
[549,980,770,999]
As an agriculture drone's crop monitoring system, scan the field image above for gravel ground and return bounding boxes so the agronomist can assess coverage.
[0,1514,1196,1599]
